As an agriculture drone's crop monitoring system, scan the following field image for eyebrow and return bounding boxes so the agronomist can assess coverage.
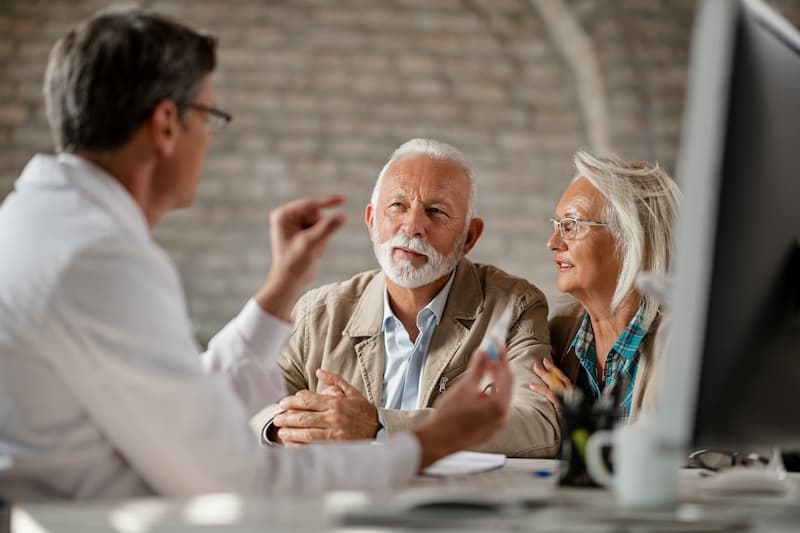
[422,196,455,207]
[383,186,459,207]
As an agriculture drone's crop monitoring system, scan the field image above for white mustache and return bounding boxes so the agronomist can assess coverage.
[385,234,438,259]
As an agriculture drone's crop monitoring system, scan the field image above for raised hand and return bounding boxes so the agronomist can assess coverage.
[255,195,346,321]
[412,348,513,469]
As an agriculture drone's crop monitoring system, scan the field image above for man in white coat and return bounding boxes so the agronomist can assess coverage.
[0,7,513,501]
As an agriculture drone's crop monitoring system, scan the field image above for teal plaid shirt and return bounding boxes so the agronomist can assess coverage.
[569,303,648,422]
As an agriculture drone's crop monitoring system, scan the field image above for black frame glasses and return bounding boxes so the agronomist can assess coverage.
[188,102,233,133]
[550,217,609,240]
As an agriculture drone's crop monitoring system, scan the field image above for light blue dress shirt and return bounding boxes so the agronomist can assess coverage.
[380,272,456,411]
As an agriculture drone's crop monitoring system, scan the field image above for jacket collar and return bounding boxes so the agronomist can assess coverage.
[343,257,481,338]
[342,270,387,338]
[440,257,483,321]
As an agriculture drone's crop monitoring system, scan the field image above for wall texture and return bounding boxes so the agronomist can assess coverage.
[1,0,798,344]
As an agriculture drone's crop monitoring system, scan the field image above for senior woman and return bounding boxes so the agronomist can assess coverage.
[530,151,680,423]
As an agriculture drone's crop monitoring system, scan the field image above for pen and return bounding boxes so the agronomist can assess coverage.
[540,367,566,396]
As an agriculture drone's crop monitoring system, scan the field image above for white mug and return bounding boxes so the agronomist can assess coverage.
[585,414,680,508]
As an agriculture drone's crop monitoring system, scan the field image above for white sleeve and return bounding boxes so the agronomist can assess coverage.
[47,240,419,497]
[200,298,292,416]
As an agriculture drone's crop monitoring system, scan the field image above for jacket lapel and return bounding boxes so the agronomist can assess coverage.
[343,273,387,405]
[419,258,482,406]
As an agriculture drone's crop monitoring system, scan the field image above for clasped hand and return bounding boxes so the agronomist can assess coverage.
[272,369,380,445]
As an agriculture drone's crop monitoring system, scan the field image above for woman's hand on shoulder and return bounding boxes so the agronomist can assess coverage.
[529,358,573,415]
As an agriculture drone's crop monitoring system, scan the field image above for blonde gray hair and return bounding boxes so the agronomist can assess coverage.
[370,138,477,221]
[573,151,681,326]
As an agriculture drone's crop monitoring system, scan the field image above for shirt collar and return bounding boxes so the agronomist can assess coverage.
[382,270,456,332]
[569,311,595,362]
[56,153,151,243]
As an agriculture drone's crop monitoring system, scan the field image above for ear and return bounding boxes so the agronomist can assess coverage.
[365,203,374,233]
[461,218,484,255]
[148,100,181,157]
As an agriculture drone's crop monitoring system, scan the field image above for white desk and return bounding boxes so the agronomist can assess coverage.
[7,460,800,532]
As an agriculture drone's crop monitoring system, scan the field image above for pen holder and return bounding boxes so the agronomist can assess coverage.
[558,390,617,487]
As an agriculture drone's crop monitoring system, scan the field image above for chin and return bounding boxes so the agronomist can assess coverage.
[555,277,575,295]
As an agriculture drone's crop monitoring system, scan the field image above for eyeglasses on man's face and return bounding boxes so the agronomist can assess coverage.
[187,102,232,134]
[549,217,609,240]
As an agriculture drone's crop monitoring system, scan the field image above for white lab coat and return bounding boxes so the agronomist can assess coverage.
[0,154,418,501]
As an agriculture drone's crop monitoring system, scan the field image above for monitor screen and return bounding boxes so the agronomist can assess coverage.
[662,0,800,451]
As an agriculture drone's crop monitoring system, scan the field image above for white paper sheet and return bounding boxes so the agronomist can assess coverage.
[421,450,507,477]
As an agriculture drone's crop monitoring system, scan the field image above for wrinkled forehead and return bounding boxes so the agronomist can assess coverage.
[380,155,471,203]
[556,177,608,220]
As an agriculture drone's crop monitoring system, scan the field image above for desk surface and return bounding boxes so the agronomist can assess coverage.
[9,459,800,532]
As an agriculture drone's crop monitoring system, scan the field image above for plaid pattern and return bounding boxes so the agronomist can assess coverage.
[569,303,648,422]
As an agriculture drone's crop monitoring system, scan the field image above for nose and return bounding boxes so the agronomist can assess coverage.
[547,227,565,251]
[400,205,426,238]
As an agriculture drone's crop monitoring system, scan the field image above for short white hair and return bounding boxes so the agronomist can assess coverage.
[370,138,477,221]
[573,151,681,326]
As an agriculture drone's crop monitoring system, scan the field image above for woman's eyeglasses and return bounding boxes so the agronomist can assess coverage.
[550,217,609,240]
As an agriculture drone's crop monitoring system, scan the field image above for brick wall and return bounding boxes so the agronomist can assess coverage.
[1,0,799,344]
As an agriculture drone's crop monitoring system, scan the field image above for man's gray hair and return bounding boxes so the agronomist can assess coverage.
[370,138,477,220]
[573,151,681,326]
[44,6,216,153]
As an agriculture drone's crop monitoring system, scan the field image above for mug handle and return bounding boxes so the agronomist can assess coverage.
[585,429,614,487]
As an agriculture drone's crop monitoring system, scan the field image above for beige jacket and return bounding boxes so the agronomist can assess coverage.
[548,298,664,421]
[251,258,561,457]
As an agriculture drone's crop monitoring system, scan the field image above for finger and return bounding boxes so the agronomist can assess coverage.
[305,194,346,210]
[316,368,360,397]
[320,385,345,397]
[487,348,513,402]
[542,358,572,387]
[534,363,564,389]
[273,410,327,429]
[463,349,491,389]
[301,212,347,250]
[534,362,566,394]
[281,195,346,220]
[528,383,562,413]
[276,427,329,444]
[278,391,332,411]
[271,196,346,235]
[529,382,562,411]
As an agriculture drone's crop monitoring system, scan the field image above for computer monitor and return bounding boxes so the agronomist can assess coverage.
[661,0,800,451]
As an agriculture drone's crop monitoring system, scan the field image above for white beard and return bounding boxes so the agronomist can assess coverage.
[372,228,467,289]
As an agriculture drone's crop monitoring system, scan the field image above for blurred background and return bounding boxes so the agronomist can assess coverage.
[1,0,799,345]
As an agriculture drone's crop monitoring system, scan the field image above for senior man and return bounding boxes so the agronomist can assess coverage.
[254,139,560,458]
